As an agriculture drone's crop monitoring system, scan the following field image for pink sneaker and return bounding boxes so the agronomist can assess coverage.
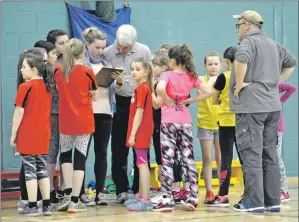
[172,190,185,203]
[280,191,290,203]
[183,190,191,201]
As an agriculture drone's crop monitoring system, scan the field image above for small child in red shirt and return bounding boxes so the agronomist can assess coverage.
[124,58,154,211]
[10,48,52,216]
[54,38,98,213]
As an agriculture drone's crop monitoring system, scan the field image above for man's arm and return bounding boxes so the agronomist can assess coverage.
[279,67,295,84]
[234,61,248,89]
[233,39,253,95]
[277,43,297,83]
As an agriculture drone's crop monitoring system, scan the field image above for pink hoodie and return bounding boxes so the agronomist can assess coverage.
[278,83,297,132]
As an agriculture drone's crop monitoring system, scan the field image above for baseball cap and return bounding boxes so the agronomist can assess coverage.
[233,10,263,26]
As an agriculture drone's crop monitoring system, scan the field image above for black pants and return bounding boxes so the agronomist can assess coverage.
[153,123,162,165]
[19,163,42,201]
[218,126,244,196]
[80,114,112,196]
[112,94,148,195]
[80,135,93,196]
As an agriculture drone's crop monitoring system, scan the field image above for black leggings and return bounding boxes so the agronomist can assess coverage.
[218,126,244,196]
[80,114,112,196]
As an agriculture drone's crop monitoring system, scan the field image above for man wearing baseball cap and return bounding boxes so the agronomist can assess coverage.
[229,10,297,212]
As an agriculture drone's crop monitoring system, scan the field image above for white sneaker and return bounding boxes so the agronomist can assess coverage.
[80,193,96,207]
[37,200,43,214]
[56,195,71,211]
[18,200,28,214]
[116,192,128,204]
[152,195,174,212]
[18,200,43,214]
[96,193,108,205]
[151,193,175,206]
[67,201,87,213]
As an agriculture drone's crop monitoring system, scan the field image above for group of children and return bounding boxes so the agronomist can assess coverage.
[11,28,295,216]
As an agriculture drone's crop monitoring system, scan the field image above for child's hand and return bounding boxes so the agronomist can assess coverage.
[217,97,221,104]
[180,98,192,105]
[10,135,17,147]
[164,96,175,107]
[9,120,13,127]
[128,135,135,147]
[89,90,97,101]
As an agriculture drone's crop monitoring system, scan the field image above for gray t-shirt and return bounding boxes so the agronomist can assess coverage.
[229,30,297,113]
[103,42,151,97]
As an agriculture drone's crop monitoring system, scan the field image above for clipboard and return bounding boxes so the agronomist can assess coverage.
[95,67,123,88]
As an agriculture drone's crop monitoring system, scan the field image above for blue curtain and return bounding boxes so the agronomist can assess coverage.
[66,3,131,46]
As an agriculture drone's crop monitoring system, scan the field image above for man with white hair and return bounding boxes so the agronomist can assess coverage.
[103,24,151,203]
[230,10,296,213]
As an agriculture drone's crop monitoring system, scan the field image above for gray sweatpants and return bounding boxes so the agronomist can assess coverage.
[235,111,280,207]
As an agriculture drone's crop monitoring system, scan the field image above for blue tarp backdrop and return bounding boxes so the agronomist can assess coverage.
[66,3,131,46]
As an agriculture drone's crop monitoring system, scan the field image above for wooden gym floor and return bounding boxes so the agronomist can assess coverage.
[1,177,298,222]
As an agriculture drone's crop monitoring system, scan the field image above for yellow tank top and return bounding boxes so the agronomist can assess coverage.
[197,75,219,130]
[218,71,236,126]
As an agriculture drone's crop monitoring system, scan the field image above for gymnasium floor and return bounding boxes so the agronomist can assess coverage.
[1,178,298,222]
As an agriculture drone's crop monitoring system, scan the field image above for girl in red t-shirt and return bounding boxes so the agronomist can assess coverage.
[54,38,98,213]
[124,58,154,211]
[10,48,52,216]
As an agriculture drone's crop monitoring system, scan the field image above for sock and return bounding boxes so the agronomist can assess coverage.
[43,199,50,207]
[29,202,37,209]
[64,188,72,196]
[71,196,79,203]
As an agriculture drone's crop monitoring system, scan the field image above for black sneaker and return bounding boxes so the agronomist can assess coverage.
[209,196,229,207]
[50,190,59,204]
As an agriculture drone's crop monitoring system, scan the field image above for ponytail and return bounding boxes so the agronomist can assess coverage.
[182,44,198,79]
[62,43,75,80]
[62,38,84,80]
[148,65,154,92]
[43,63,54,92]
[168,44,198,79]
[17,51,26,89]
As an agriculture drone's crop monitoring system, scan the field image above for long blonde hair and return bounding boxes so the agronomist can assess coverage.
[62,38,84,80]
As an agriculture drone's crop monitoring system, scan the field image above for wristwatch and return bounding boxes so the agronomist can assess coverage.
[116,81,123,86]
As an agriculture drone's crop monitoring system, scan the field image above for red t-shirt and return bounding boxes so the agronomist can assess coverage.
[54,65,98,135]
[126,82,154,148]
[14,79,52,154]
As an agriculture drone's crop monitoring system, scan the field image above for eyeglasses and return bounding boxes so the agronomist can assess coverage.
[236,22,246,30]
